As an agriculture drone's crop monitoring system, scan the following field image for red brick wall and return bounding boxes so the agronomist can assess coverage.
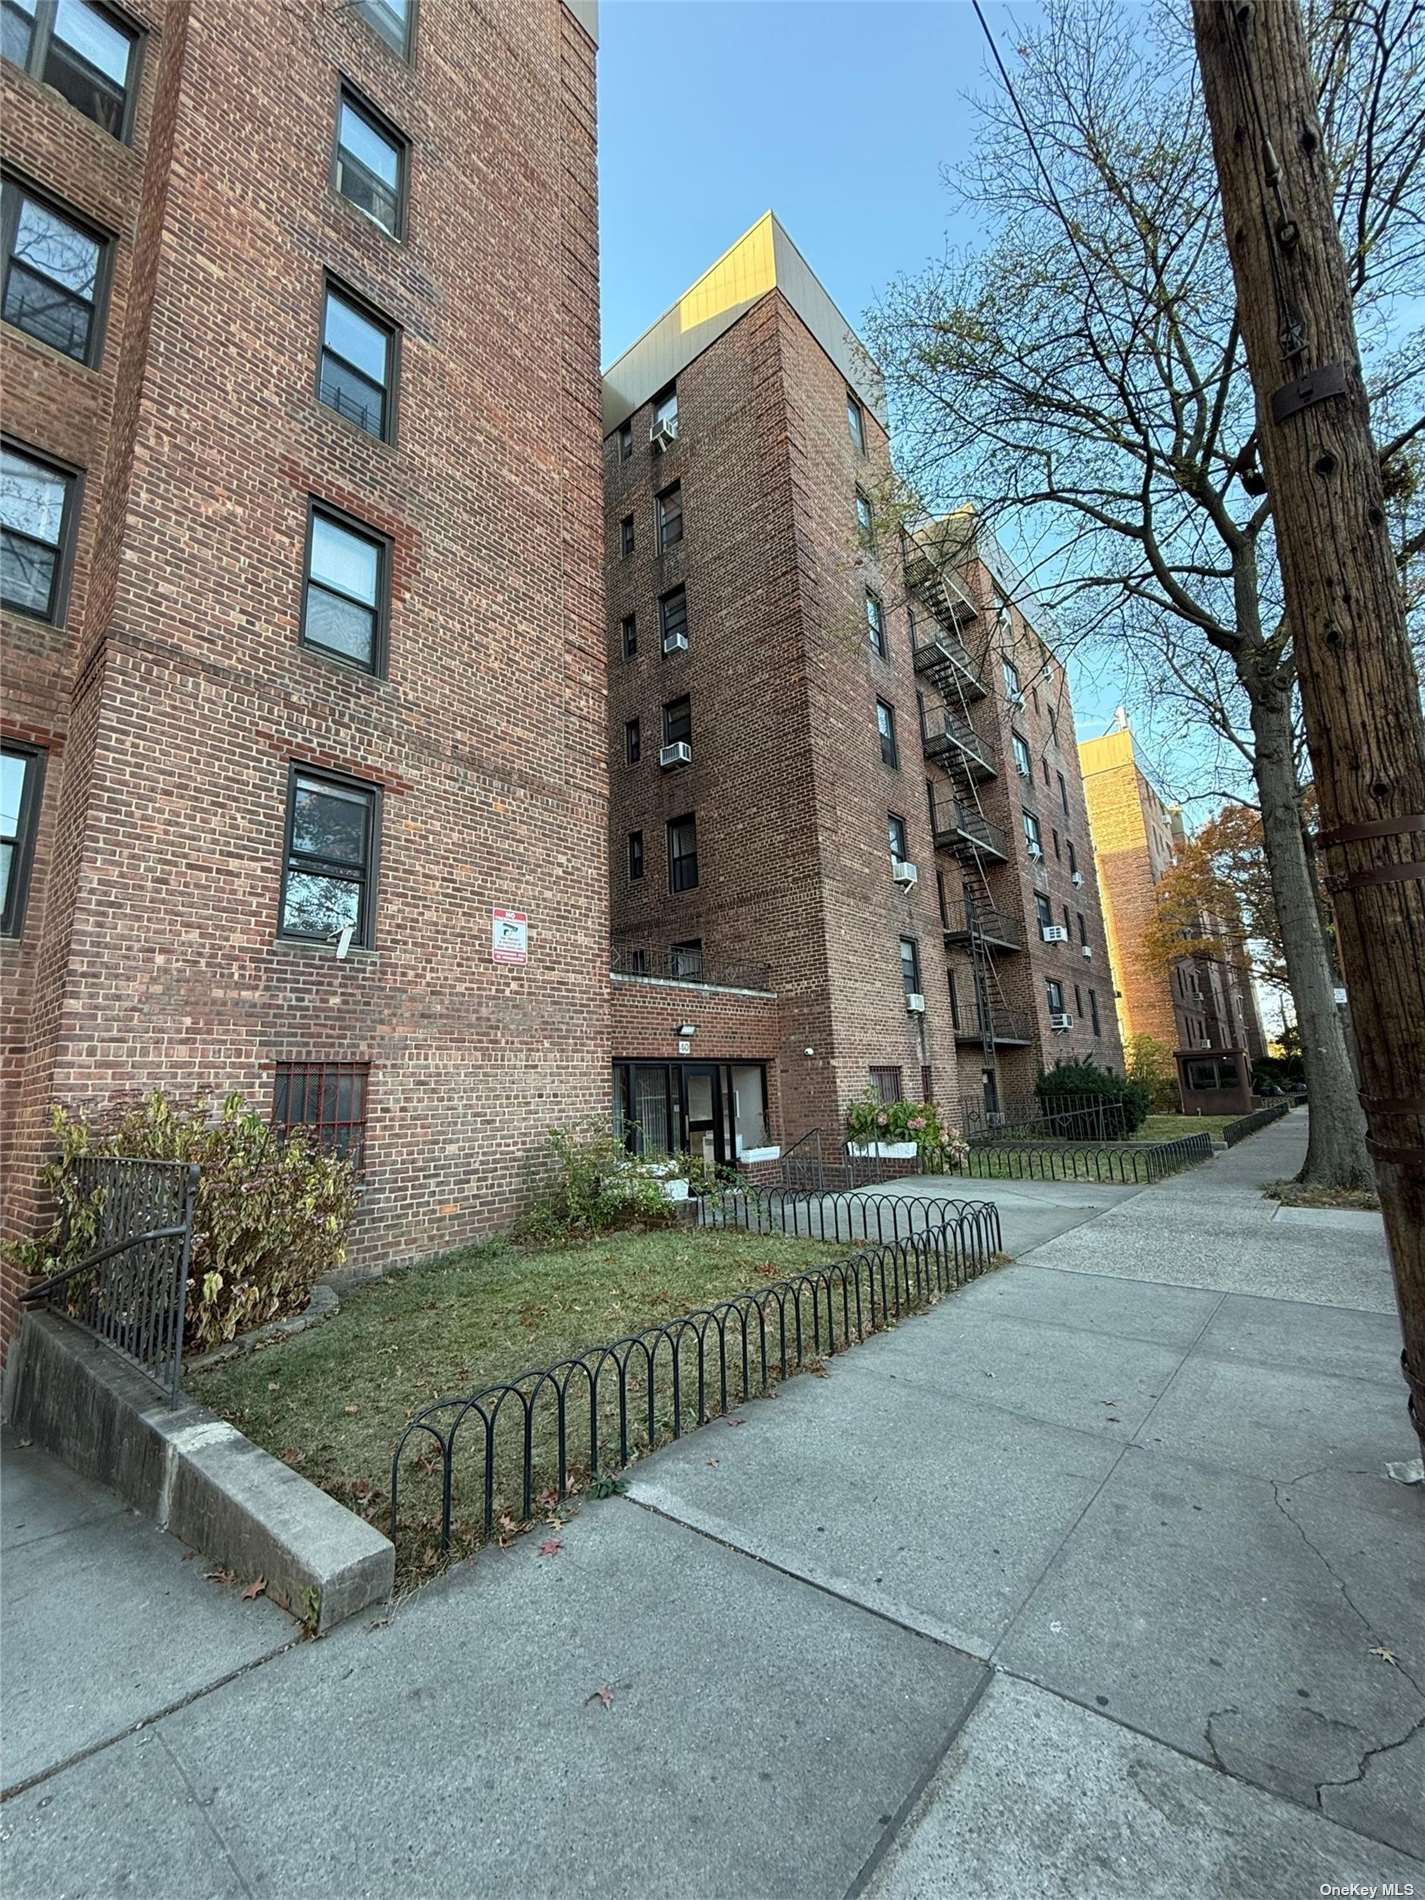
[604,290,963,1153]
[2,0,606,1351]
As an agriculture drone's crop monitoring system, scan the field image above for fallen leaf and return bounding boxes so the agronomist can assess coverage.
[1101,1399,1121,1407]
[705,1457,720,1468]
[537,1538,563,1558]
[724,1417,745,1428]
[343,1404,360,1416]
[241,1576,267,1602]
[808,1361,830,1379]
[584,1684,614,1711]
[204,1567,236,1587]
[1368,1645,1398,1665]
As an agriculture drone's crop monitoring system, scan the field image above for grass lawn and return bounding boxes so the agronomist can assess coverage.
[1137,1114,1238,1143]
[192,1226,853,1579]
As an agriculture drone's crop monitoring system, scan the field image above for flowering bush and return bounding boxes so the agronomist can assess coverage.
[515,1122,677,1242]
[6,1093,357,1353]
[845,1094,945,1147]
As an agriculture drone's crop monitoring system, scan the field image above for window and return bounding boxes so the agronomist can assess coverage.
[1034,891,1053,932]
[651,383,678,440]
[1067,839,1078,877]
[616,420,632,462]
[1090,990,1101,1036]
[1074,984,1083,1017]
[875,698,898,767]
[660,585,687,651]
[624,717,640,765]
[1011,731,1031,778]
[301,505,387,671]
[1002,658,1021,701]
[273,1060,369,1168]
[1187,1056,1238,1092]
[668,814,698,892]
[318,281,395,440]
[1057,769,1069,815]
[855,488,874,547]
[947,969,961,1030]
[899,936,921,999]
[620,513,634,557]
[1,742,45,936]
[1045,979,1065,1015]
[335,89,405,236]
[2,179,109,364]
[870,1064,902,1104]
[354,0,411,56]
[888,812,908,865]
[627,830,643,880]
[4,0,139,138]
[621,612,637,660]
[847,389,866,454]
[865,589,886,658]
[1063,903,1073,937]
[1042,758,1050,787]
[280,768,378,947]
[935,867,949,927]
[921,1064,934,1105]
[1,441,76,623]
[671,938,703,979]
[1052,827,1061,861]
[662,695,691,745]
[656,481,683,550]
[1022,809,1043,856]
[1077,910,1087,944]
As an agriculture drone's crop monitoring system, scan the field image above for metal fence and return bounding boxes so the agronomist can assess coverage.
[964,1092,1139,1143]
[611,941,773,992]
[389,1195,1002,1559]
[695,1186,1002,1258]
[22,1156,199,1401]
[954,1132,1214,1185]
[1223,1101,1293,1146]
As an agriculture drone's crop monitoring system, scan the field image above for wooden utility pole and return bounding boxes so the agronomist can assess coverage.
[1191,0,1425,1454]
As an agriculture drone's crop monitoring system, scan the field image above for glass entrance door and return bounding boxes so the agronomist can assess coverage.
[681,1065,725,1169]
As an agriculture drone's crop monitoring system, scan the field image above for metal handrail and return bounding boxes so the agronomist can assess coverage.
[943,903,1025,950]
[611,942,774,992]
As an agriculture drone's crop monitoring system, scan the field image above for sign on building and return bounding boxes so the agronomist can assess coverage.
[491,907,528,965]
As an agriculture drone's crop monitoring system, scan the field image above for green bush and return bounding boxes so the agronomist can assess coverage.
[1124,1033,1181,1112]
[1036,1058,1150,1138]
[7,1092,358,1354]
[843,1094,970,1169]
[515,1122,677,1242]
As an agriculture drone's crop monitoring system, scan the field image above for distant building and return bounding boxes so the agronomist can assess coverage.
[602,213,1122,1166]
[1079,725,1264,1111]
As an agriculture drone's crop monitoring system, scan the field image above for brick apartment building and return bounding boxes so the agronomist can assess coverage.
[1,0,607,1342]
[1079,724,1265,1111]
[601,214,1122,1168]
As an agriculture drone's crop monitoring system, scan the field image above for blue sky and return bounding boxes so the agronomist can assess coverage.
[596,0,1137,750]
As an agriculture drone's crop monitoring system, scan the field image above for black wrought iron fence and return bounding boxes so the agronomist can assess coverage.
[21,1156,199,1401]
[611,941,773,991]
[964,1092,1135,1143]
[696,1187,1002,1258]
[1224,1101,1292,1145]
[389,1196,1002,1559]
[954,1132,1213,1185]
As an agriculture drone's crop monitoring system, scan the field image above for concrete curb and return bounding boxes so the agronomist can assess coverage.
[4,1311,393,1633]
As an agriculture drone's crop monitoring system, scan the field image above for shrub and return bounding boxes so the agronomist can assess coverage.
[1124,1033,1181,1112]
[515,1122,676,1242]
[843,1094,969,1169]
[8,1092,358,1353]
[1036,1058,1150,1138]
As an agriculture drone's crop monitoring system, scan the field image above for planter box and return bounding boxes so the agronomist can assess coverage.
[847,1140,918,1160]
[660,1178,690,1202]
[738,1146,781,1165]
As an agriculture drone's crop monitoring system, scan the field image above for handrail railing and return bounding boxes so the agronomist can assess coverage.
[943,903,1025,951]
[778,1127,826,1194]
[611,941,774,992]
[21,1157,199,1401]
[390,1196,1002,1560]
[927,789,1010,861]
[920,704,996,777]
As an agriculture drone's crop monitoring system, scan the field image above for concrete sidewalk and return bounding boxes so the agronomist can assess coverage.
[2,1111,1420,1898]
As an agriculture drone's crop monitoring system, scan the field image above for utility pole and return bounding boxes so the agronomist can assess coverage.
[1191,0,1425,1454]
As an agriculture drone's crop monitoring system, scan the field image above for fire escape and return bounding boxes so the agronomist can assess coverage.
[905,532,1030,1107]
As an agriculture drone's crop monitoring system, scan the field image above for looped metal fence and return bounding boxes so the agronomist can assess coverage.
[955,1132,1213,1185]
[1224,1100,1293,1145]
[21,1156,199,1402]
[695,1186,1002,1257]
[390,1195,1001,1559]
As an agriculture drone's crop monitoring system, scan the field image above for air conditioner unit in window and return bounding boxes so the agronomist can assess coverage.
[1016,762,1031,777]
[1071,870,1085,886]
[1041,924,1069,943]
[1081,944,1093,960]
[1049,1011,1074,1031]
[663,631,689,655]
[659,741,692,769]
[1008,689,1026,709]
[1027,843,1044,861]
[650,417,679,451]
[891,859,919,887]
[905,992,926,1014]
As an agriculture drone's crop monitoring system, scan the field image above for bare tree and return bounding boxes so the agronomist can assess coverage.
[867,0,1423,1187]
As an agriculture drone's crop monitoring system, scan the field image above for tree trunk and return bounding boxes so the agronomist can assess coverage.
[1194,0,1425,1452]
[1247,675,1371,1186]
